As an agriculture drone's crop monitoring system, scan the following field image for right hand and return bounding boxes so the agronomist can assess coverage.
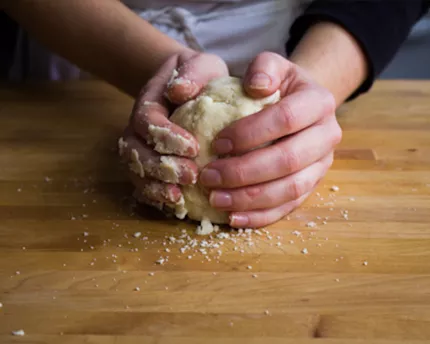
[119,50,229,211]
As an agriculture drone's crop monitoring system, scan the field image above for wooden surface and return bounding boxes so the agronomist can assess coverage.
[0,80,430,343]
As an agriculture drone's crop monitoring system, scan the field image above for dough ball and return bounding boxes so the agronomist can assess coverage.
[170,76,280,224]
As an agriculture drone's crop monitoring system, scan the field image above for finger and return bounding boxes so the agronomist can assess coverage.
[201,116,342,188]
[243,52,289,98]
[229,190,313,228]
[130,175,182,204]
[135,53,182,107]
[119,133,198,185]
[133,189,164,211]
[209,153,333,211]
[213,86,335,155]
[166,53,229,105]
[132,55,199,157]
[132,103,199,157]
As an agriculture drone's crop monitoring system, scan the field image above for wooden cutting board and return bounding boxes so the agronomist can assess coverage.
[0,80,429,343]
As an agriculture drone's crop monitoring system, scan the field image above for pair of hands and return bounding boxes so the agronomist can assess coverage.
[120,49,342,228]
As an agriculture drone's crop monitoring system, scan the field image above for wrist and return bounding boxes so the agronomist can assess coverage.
[289,21,368,106]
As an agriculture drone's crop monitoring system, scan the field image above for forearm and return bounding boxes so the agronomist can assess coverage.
[289,21,368,106]
[4,0,191,97]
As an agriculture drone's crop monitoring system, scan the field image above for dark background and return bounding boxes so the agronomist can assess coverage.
[380,12,430,79]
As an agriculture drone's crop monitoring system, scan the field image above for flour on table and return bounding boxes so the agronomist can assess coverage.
[170,76,280,229]
[12,329,25,336]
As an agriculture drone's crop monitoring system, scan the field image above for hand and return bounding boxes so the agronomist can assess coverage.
[119,50,229,210]
[200,52,342,228]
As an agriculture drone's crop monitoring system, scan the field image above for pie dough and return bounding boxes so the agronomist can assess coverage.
[170,76,280,224]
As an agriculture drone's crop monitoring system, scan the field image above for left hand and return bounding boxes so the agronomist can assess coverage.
[199,52,342,228]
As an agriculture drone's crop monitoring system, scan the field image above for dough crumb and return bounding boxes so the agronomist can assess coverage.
[129,149,145,178]
[330,185,340,192]
[306,221,317,228]
[159,156,181,183]
[174,197,188,220]
[155,258,166,265]
[363,261,368,266]
[12,329,25,336]
[143,101,157,106]
[118,137,128,156]
[168,236,176,243]
[167,69,179,87]
[196,216,214,235]
[148,124,193,156]
[133,232,142,238]
[301,248,309,255]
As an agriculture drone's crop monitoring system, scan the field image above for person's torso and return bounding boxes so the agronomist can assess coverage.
[9,0,313,81]
[122,0,313,76]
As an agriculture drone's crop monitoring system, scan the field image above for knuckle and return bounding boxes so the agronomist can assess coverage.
[276,101,296,132]
[247,213,266,229]
[313,86,336,117]
[242,185,262,207]
[231,163,248,187]
[148,74,167,89]
[259,215,271,227]
[244,185,262,199]
[321,89,336,115]
[229,186,262,211]
[289,177,306,200]
[256,51,281,63]
[331,120,343,146]
[207,54,229,75]
[131,109,146,129]
[230,125,258,152]
[277,146,300,174]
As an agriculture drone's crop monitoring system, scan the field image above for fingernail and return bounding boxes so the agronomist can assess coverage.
[230,214,249,227]
[248,73,271,90]
[200,168,222,187]
[213,138,233,155]
[210,191,232,208]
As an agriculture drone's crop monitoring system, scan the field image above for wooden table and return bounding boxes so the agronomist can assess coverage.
[0,80,429,343]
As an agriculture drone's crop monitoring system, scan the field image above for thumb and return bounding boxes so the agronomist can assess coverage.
[243,52,288,98]
[166,53,229,104]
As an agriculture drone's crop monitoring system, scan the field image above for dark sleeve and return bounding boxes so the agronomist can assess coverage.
[286,0,430,100]
[0,11,19,79]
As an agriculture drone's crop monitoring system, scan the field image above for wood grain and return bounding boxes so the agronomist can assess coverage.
[0,80,430,343]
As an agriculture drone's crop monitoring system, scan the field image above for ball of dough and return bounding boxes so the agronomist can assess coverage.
[170,76,280,224]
